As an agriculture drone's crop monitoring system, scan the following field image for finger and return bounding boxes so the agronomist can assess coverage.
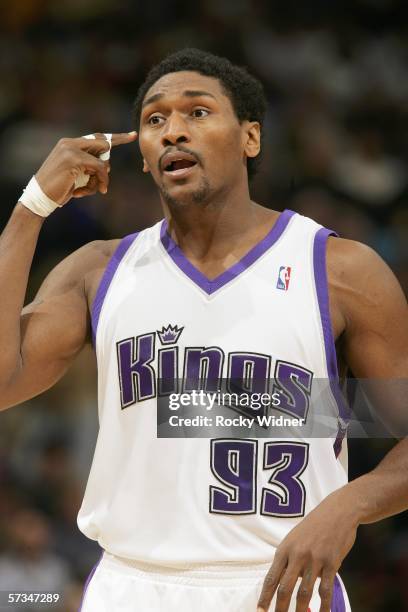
[79,131,136,159]
[318,569,336,612]
[72,186,93,198]
[84,174,100,194]
[72,174,99,198]
[257,553,287,612]
[76,136,112,157]
[274,568,302,612]
[295,564,320,612]
[111,131,138,147]
[72,152,109,193]
[97,175,109,195]
[72,174,109,198]
[79,151,109,185]
[91,133,111,161]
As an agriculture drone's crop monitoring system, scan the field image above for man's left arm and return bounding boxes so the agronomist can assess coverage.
[258,238,408,612]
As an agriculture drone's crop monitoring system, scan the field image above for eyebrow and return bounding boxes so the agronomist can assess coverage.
[142,90,217,108]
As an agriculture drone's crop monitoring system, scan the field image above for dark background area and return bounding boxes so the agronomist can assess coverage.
[0,1,407,610]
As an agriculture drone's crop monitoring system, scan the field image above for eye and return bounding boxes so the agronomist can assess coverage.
[192,108,209,118]
[147,114,165,126]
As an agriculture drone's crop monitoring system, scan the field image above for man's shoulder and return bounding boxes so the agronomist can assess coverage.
[81,222,162,298]
[326,236,388,288]
[326,235,406,339]
[75,239,122,311]
[82,238,122,263]
[51,238,121,285]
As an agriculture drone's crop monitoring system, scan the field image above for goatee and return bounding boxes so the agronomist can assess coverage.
[160,176,212,208]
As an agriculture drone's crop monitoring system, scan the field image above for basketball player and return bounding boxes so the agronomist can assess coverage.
[0,49,407,612]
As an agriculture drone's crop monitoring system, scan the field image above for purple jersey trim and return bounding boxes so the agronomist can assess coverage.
[313,227,350,456]
[91,233,139,346]
[331,575,347,612]
[160,209,295,295]
[78,552,103,611]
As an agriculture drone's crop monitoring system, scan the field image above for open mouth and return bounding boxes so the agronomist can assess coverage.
[164,159,197,172]
[161,150,199,178]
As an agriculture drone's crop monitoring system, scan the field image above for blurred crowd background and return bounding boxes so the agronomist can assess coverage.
[0,1,407,610]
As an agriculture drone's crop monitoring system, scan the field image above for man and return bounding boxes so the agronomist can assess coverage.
[0,48,407,611]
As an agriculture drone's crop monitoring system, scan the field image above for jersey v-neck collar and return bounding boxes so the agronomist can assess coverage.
[159,209,295,295]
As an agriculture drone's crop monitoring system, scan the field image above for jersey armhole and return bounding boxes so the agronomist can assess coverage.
[91,233,139,347]
[313,227,351,456]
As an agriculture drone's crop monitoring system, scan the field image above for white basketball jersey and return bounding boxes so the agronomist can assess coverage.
[77,209,349,566]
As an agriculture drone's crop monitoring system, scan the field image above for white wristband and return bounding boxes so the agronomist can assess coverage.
[19,132,113,216]
[74,133,112,189]
[19,176,60,218]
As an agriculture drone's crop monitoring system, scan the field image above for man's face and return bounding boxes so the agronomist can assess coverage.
[138,71,260,207]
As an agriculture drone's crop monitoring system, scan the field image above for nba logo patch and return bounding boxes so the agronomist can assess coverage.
[277,265,292,291]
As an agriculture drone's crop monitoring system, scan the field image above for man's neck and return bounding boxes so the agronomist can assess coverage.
[161,187,278,263]
[161,204,281,283]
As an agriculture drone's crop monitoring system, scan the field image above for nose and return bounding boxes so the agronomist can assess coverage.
[161,112,190,147]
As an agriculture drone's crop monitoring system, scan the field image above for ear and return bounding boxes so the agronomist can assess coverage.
[242,121,261,160]
[142,158,150,173]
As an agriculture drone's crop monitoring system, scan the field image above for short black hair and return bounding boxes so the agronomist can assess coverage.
[132,48,266,179]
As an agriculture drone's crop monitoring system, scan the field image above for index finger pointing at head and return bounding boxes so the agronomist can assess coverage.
[111,131,138,147]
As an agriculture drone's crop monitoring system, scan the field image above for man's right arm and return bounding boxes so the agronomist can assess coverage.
[0,132,137,410]
[0,209,104,410]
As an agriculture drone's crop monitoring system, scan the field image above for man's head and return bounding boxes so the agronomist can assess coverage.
[133,48,266,207]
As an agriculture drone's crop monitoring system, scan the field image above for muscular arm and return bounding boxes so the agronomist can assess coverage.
[0,225,112,410]
[0,131,136,410]
[327,237,408,521]
[258,237,408,612]
[328,236,408,379]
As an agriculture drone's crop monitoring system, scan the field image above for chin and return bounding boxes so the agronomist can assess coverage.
[160,177,212,207]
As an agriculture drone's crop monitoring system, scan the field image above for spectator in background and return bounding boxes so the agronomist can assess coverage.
[0,508,71,611]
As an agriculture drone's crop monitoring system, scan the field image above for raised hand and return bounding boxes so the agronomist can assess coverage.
[35,131,137,206]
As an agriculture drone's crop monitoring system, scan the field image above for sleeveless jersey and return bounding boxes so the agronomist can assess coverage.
[77,209,349,566]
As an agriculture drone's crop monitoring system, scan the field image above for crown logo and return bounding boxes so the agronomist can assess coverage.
[157,324,184,345]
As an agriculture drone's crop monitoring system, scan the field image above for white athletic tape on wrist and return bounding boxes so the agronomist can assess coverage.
[74,133,112,189]
[18,132,112,217]
[19,176,60,217]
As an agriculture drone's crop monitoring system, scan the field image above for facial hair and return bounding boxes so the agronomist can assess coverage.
[159,175,212,208]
